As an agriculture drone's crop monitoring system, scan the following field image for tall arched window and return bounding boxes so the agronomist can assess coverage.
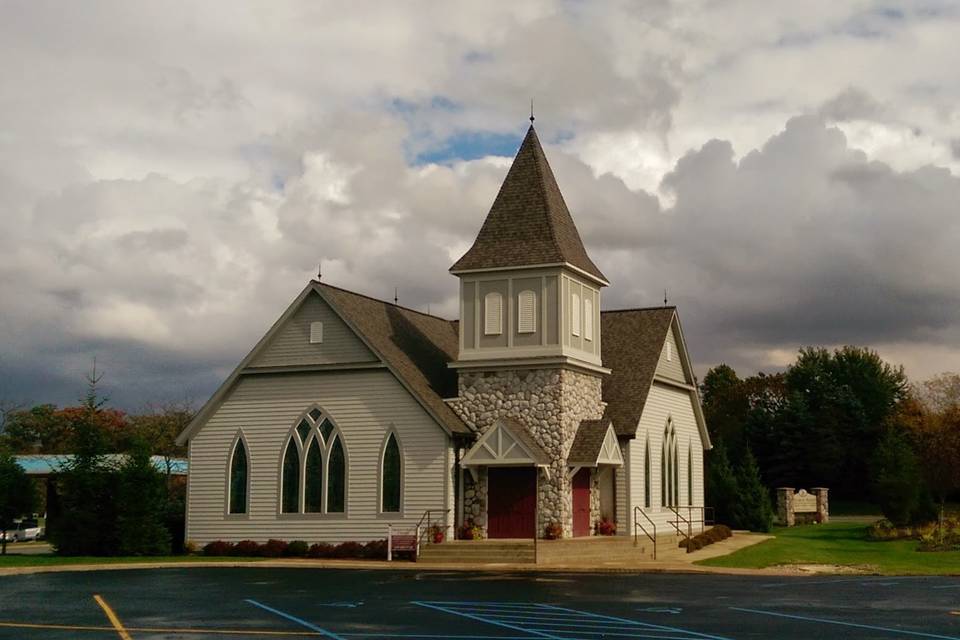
[662,418,677,507]
[280,407,348,514]
[228,435,249,515]
[381,432,402,513]
[687,444,693,506]
[643,436,651,509]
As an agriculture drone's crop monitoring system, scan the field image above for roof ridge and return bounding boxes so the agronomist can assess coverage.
[528,126,562,250]
[312,280,453,322]
[602,305,677,313]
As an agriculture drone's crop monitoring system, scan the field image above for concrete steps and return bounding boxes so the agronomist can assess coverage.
[417,533,696,565]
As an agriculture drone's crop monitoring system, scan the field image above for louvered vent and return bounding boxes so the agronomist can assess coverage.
[484,292,502,335]
[584,296,594,341]
[571,292,581,337]
[517,290,536,333]
[309,321,324,344]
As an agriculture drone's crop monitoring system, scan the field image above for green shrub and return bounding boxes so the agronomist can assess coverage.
[115,442,171,556]
[287,540,309,557]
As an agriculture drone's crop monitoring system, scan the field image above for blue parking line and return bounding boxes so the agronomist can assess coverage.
[731,607,960,639]
[245,598,346,640]
[415,601,733,640]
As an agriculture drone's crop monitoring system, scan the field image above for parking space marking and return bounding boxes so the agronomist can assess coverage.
[246,598,347,640]
[731,607,960,639]
[0,620,322,636]
[94,594,132,640]
[414,601,732,640]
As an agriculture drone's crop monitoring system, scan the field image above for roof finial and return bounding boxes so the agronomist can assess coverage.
[317,262,322,281]
[529,99,535,124]
[664,289,668,307]
[394,287,398,305]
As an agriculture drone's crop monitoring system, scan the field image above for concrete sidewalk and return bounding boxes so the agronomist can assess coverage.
[0,532,776,577]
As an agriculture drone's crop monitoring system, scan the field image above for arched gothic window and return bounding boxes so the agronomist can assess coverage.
[280,407,347,514]
[381,432,402,513]
[687,443,693,506]
[228,435,249,514]
[643,436,651,509]
[662,418,678,507]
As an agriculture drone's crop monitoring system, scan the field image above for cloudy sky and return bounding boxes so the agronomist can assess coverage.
[2,1,960,410]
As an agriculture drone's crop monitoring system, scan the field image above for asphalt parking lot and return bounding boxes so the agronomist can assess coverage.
[0,568,958,639]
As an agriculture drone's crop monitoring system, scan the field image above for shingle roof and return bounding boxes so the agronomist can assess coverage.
[450,126,607,283]
[600,307,676,437]
[567,419,609,466]
[315,282,470,435]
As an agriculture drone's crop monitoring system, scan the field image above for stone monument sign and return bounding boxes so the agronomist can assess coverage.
[776,487,829,526]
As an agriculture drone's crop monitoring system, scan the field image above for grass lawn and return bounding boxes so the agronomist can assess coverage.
[0,554,266,567]
[698,522,960,575]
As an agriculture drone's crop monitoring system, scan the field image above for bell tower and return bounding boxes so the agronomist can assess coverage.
[449,124,610,539]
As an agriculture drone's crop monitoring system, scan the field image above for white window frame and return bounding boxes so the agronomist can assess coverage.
[517,289,537,334]
[484,292,503,335]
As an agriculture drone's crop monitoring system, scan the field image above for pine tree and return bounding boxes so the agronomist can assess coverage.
[706,440,740,527]
[733,447,774,532]
[0,449,33,555]
[115,439,171,556]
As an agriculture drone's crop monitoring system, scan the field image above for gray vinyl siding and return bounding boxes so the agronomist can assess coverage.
[655,324,686,383]
[186,369,451,544]
[627,382,705,535]
[250,292,376,368]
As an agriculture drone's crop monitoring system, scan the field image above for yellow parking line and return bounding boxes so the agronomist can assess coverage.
[93,594,132,640]
[0,621,321,636]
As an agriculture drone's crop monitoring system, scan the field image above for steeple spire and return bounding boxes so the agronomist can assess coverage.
[450,125,607,285]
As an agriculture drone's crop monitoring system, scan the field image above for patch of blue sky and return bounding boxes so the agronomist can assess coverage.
[415,130,521,165]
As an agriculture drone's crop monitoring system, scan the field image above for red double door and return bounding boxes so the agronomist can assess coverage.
[487,467,536,538]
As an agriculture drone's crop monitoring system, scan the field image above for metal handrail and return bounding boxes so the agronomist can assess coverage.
[633,506,657,560]
[416,509,452,545]
[667,506,692,547]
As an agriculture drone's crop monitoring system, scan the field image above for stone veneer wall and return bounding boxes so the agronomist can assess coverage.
[450,367,604,538]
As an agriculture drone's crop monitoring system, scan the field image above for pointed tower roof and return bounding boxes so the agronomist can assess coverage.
[450,126,607,284]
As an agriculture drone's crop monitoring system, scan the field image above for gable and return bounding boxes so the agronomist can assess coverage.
[655,322,689,384]
[249,291,376,368]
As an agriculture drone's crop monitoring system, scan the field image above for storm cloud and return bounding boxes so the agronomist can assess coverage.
[2,1,959,408]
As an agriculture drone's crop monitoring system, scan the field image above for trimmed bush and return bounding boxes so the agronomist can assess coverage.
[307,542,335,558]
[260,539,288,558]
[232,540,260,556]
[362,539,387,559]
[287,540,309,557]
[331,541,364,559]
[203,540,234,556]
[679,525,733,552]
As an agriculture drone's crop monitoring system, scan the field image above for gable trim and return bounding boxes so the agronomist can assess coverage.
[462,419,550,467]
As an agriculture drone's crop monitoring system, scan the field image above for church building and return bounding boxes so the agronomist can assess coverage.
[176,125,711,545]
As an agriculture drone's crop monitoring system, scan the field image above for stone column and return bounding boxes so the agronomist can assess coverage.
[776,487,795,526]
[812,487,829,524]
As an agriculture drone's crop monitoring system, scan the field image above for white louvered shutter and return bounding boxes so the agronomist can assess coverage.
[309,321,324,344]
[584,297,594,341]
[571,292,581,336]
[518,290,536,333]
[484,292,502,335]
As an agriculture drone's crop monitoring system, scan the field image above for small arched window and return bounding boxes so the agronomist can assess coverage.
[484,292,503,335]
[643,436,651,509]
[517,290,537,333]
[280,407,348,514]
[571,292,581,336]
[381,432,402,513]
[228,436,249,515]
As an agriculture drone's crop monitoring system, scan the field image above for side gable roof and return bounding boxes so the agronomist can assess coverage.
[600,307,711,448]
[176,281,469,445]
[568,420,624,467]
[450,126,607,284]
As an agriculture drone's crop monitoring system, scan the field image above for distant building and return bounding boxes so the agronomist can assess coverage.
[177,125,710,544]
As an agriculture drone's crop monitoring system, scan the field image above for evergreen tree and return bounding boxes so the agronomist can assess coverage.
[870,426,921,526]
[115,439,171,556]
[705,440,740,526]
[733,448,774,532]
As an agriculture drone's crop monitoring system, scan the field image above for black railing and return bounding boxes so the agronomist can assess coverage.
[416,509,452,546]
[633,506,657,560]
